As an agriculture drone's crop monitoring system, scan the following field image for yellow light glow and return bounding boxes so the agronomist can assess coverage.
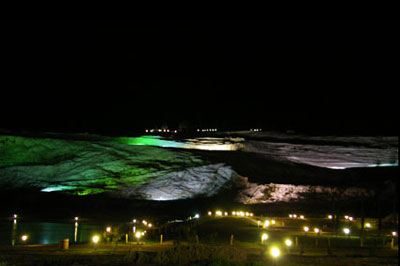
[21,235,28,241]
[365,223,371,228]
[264,220,270,227]
[293,214,297,218]
[285,239,292,247]
[148,223,152,228]
[250,213,254,217]
[303,226,309,232]
[216,211,222,216]
[271,247,280,258]
[224,212,228,216]
[142,220,147,225]
[328,215,333,219]
[344,215,349,220]
[208,211,212,216]
[289,214,293,218]
[300,215,304,219]
[314,228,320,233]
[135,232,141,239]
[271,220,275,225]
[232,211,236,215]
[343,228,350,235]
[74,216,79,221]
[240,211,245,217]
[245,212,249,216]
[349,217,353,221]
[261,233,268,241]
[106,227,111,233]
[92,235,99,244]
[392,231,397,236]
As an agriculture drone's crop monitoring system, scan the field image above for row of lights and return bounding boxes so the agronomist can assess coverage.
[250,128,262,132]
[207,211,254,217]
[145,129,178,133]
[289,214,305,219]
[197,129,218,132]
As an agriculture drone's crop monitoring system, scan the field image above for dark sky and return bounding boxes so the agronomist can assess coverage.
[0,20,398,135]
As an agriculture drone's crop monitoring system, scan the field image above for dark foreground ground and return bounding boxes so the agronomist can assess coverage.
[0,242,398,266]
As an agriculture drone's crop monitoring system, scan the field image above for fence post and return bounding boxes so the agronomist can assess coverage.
[230,234,234,245]
[160,234,163,244]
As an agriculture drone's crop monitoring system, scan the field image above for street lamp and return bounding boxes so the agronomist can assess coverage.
[261,233,268,244]
[303,226,309,233]
[343,228,350,235]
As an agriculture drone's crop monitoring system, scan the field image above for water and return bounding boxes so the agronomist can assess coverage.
[0,220,103,245]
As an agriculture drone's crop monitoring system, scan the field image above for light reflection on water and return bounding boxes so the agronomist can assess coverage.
[0,220,103,245]
[114,136,244,151]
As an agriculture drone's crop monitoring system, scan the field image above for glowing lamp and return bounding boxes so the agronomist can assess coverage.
[285,239,292,247]
[264,220,270,227]
[270,247,280,258]
[300,215,304,219]
[13,214,18,219]
[392,232,397,236]
[343,228,350,235]
[74,217,79,221]
[365,223,371,228]
[194,214,200,219]
[271,220,275,225]
[303,226,309,232]
[92,235,99,244]
[215,211,222,216]
[328,215,333,219]
[245,212,249,216]
[344,215,349,220]
[349,217,353,221]
[261,233,268,243]
[232,211,236,215]
[224,212,228,216]
[208,211,212,216]
[148,223,152,228]
[133,219,136,223]
[293,214,297,218]
[314,228,320,233]
[21,235,28,241]
[135,232,141,239]
[289,214,293,218]
[106,227,111,233]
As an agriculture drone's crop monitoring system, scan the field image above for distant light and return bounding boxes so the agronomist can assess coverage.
[216,211,222,216]
[349,217,354,221]
[250,213,254,217]
[13,219,17,224]
[365,223,371,228]
[303,226,309,232]
[293,214,297,218]
[92,235,99,244]
[393,232,397,236]
[264,220,270,227]
[261,233,268,241]
[148,223,152,228]
[106,227,111,233]
[13,214,17,219]
[21,235,28,241]
[142,220,147,225]
[328,215,333,219]
[344,215,349,220]
[133,219,136,223]
[240,211,245,217]
[300,215,304,219]
[343,228,350,235]
[145,129,148,133]
[135,232,141,239]
[289,214,293,218]
[271,220,275,225]
[271,247,280,258]
[208,211,212,216]
[232,211,236,216]
[74,217,79,221]
[194,214,200,219]
[314,228,320,233]
[75,222,78,227]
[285,239,292,247]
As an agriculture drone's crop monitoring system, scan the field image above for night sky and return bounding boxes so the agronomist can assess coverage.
[0,20,398,135]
